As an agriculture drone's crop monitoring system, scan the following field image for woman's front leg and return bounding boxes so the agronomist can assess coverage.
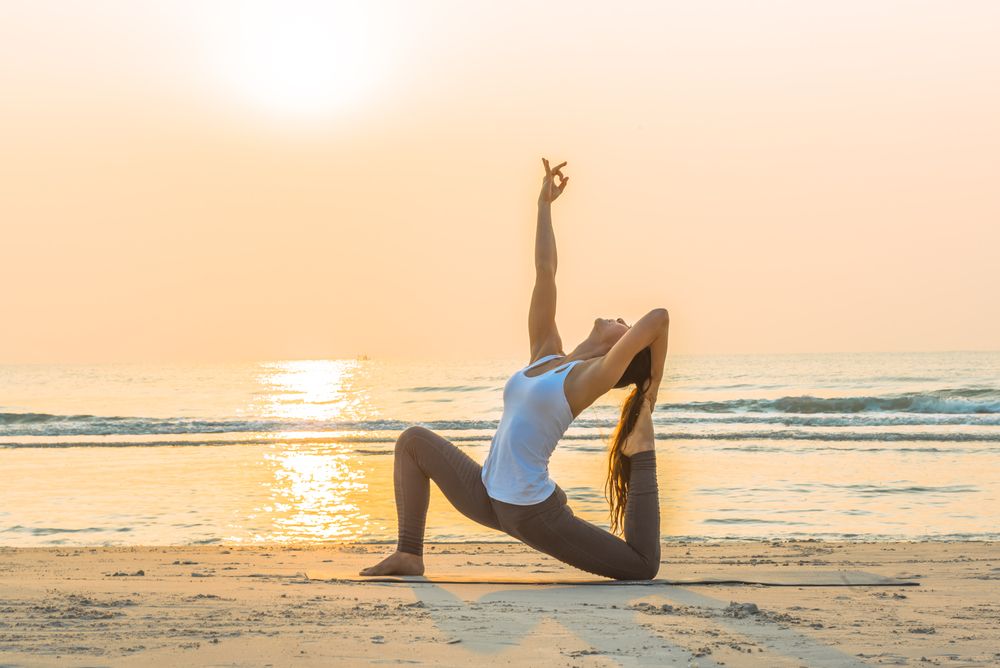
[503,483,660,581]
[360,425,502,576]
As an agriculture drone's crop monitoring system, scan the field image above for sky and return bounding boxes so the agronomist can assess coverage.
[2,0,998,363]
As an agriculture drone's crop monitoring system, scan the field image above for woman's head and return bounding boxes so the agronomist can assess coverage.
[605,345,653,535]
[612,343,651,389]
[591,317,631,349]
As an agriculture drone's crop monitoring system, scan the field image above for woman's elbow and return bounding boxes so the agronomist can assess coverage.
[650,308,669,328]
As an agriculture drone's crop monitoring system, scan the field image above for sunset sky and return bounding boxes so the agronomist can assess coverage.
[3,1,997,363]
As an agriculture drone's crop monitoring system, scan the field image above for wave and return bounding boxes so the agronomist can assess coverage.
[3,403,1000,440]
[631,414,1000,427]
[698,482,978,496]
[0,525,133,535]
[402,385,492,392]
[660,387,1000,415]
[4,430,1000,449]
[2,386,998,440]
[2,422,999,445]
[0,414,484,437]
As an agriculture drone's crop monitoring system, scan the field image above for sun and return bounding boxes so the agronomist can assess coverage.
[206,1,386,120]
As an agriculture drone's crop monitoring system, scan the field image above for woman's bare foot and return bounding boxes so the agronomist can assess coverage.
[622,396,655,457]
[359,550,425,576]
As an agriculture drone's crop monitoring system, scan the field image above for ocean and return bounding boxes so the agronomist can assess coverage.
[1,351,998,546]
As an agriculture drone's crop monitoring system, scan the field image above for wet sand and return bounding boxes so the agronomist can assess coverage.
[1,541,997,666]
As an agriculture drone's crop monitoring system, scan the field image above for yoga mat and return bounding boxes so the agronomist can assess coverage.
[306,569,919,587]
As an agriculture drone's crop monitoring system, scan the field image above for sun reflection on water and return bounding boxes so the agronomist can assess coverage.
[253,359,369,421]
[246,360,378,543]
[256,446,370,542]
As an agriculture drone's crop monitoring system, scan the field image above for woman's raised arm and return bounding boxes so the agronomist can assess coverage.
[528,158,569,360]
[644,311,669,408]
[534,158,566,268]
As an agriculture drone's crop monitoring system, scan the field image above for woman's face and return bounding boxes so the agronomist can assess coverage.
[594,317,631,346]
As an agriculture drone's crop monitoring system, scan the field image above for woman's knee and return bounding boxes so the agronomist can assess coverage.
[395,425,434,454]
[614,559,659,581]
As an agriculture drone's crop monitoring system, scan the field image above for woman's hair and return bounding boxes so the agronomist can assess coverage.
[605,345,653,535]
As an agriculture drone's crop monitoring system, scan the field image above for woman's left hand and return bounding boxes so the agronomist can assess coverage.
[643,381,658,412]
[623,394,655,456]
[538,157,569,205]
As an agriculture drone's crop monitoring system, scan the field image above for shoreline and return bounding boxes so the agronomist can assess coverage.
[1,540,997,666]
[6,534,999,549]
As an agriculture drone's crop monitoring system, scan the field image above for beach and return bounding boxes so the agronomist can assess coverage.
[1,540,997,667]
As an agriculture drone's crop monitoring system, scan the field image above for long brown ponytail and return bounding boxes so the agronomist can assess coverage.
[605,346,653,535]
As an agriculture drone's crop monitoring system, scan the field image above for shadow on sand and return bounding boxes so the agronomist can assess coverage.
[371,579,874,667]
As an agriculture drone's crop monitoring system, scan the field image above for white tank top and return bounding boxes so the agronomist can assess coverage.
[481,354,584,505]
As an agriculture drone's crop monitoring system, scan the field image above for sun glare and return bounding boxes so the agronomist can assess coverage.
[261,447,369,542]
[253,359,367,421]
[206,1,387,120]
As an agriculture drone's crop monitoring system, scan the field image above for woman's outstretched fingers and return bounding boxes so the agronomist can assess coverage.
[542,158,567,176]
[539,158,568,203]
[557,173,569,194]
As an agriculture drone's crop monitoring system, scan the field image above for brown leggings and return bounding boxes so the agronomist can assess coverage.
[393,425,661,580]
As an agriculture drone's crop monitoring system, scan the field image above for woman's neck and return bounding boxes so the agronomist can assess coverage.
[565,337,610,363]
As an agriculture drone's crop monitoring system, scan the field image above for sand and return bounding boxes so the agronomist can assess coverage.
[1,540,997,667]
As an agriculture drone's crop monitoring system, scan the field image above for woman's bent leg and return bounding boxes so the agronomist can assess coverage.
[495,450,660,580]
[394,425,502,556]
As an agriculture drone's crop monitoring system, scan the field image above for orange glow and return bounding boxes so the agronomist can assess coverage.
[2,2,997,363]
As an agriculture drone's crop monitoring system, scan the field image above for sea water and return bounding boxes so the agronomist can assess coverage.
[1,351,998,546]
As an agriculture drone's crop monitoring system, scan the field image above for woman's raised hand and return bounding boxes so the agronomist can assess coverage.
[538,157,569,205]
[622,395,655,456]
[644,386,658,413]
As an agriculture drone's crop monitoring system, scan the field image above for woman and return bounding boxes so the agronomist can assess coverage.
[360,158,670,580]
